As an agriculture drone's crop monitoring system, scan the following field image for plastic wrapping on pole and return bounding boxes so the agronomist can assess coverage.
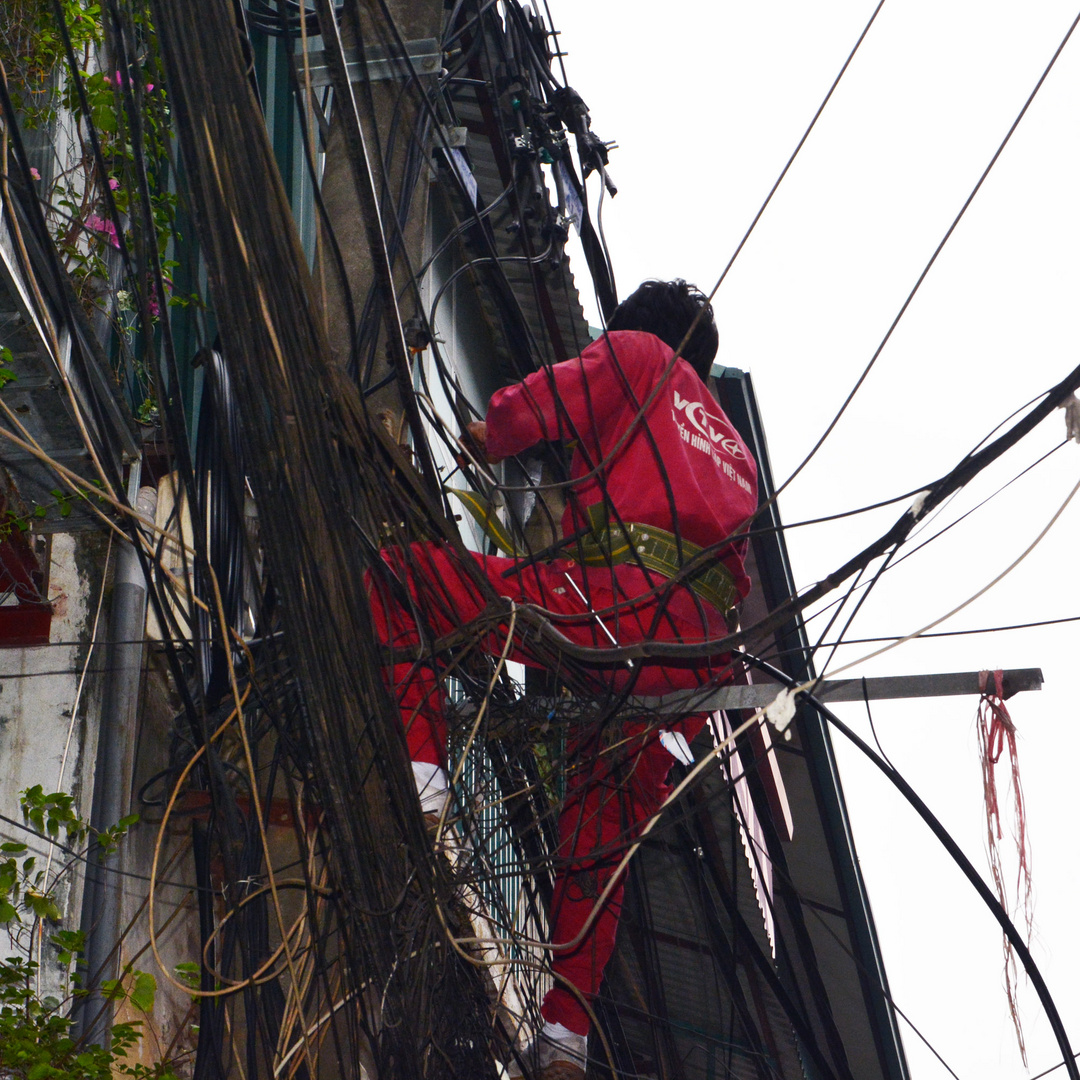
[76,536,147,1045]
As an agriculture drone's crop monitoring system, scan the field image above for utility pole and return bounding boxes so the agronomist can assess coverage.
[312,0,443,423]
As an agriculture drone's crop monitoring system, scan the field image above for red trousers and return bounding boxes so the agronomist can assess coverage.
[369,542,731,1036]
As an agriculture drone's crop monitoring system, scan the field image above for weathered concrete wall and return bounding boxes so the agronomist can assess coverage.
[0,530,108,991]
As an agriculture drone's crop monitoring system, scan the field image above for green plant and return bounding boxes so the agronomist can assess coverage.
[0,0,102,131]
[49,6,177,304]
[0,478,110,539]
[0,787,178,1078]
[0,345,18,389]
[0,951,177,1079]
[2,0,199,425]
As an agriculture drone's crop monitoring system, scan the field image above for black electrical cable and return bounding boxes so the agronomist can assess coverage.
[443,0,500,50]
[466,4,601,365]
[719,732,963,1080]
[537,0,568,86]
[1029,1051,1080,1080]
[402,175,518,292]
[101,0,241,720]
[743,653,1080,1080]
[35,4,1036,1075]
[0,73,127,493]
[274,0,359,373]
[765,403,1064,536]
[673,804,849,1080]
[246,0,334,35]
[194,349,250,704]
[787,434,1070,662]
[811,613,1080,647]
[774,5,1080,501]
[855,437,1067,579]
[356,0,583,392]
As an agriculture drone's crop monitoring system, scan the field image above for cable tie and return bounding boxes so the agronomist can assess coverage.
[1059,394,1080,443]
[764,687,797,741]
[909,489,932,520]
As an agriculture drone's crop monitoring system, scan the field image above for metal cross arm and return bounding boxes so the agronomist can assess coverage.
[299,39,442,88]
[637,668,1044,715]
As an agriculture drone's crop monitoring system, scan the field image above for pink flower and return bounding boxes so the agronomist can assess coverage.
[29,167,40,181]
[144,274,167,319]
[85,215,120,249]
[108,177,119,190]
[145,83,154,93]
[102,75,111,87]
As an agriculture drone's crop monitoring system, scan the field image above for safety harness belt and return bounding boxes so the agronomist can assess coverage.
[447,489,738,616]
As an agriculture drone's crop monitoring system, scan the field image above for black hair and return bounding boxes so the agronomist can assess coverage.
[607,279,719,381]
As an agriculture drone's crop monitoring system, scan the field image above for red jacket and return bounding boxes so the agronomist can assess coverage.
[485,330,759,600]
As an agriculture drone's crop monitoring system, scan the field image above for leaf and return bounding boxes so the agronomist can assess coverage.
[173,961,200,989]
[0,865,17,894]
[51,929,84,951]
[101,977,124,1001]
[91,104,117,133]
[0,901,17,923]
[129,970,156,1013]
[0,843,26,854]
[25,892,61,921]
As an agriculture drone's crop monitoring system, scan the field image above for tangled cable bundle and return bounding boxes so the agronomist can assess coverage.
[4,0,1080,1077]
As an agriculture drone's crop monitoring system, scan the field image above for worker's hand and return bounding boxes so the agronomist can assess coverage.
[462,420,503,465]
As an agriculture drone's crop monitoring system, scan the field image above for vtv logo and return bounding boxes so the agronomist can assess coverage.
[673,391,746,460]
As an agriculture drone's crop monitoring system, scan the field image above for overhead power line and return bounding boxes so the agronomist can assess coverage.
[813,613,1080,646]
[775,5,1080,499]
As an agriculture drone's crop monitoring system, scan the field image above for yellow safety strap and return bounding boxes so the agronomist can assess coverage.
[446,487,522,557]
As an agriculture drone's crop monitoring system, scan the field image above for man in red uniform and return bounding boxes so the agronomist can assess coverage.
[370,280,758,1079]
